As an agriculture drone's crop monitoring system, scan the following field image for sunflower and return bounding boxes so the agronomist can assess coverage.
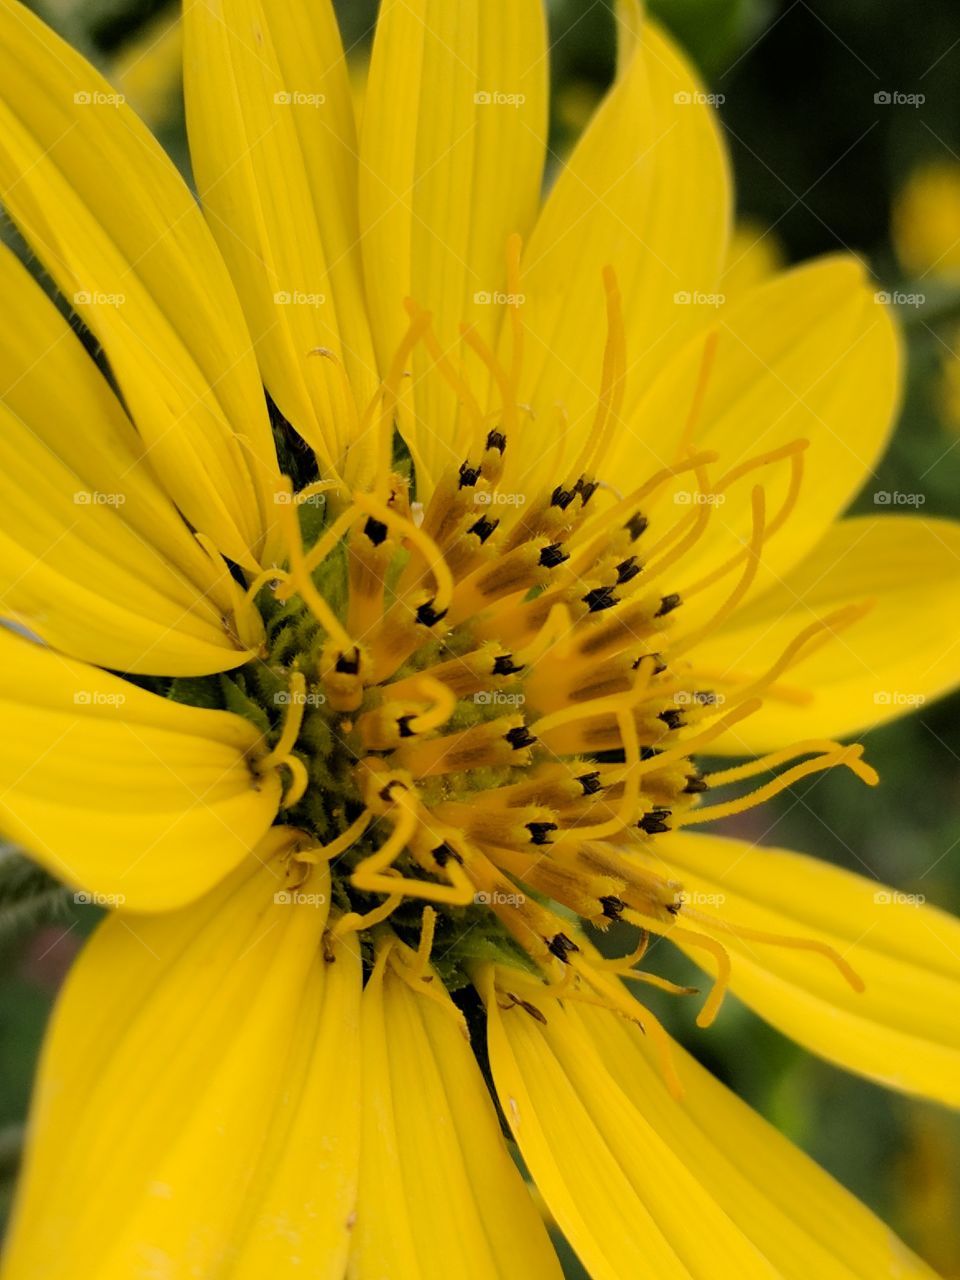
[1,0,959,1275]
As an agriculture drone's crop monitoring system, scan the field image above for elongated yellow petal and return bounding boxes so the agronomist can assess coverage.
[483,970,780,1279]
[694,516,960,752]
[609,258,901,617]
[184,0,378,482]
[0,629,281,910]
[349,952,561,1279]
[359,0,548,493]
[0,245,257,675]
[652,830,960,1106]
[484,975,936,1279]
[0,0,279,570]
[504,17,730,488]
[2,843,362,1279]
[576,1000,938,1279]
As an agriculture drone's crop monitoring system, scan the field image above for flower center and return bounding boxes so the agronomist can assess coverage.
[165,266,876,1068]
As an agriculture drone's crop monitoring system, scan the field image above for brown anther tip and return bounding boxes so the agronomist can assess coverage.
[485,429,507,454]
[546,932,579,962]
[526,822,558,846]
[505,724,537,751]
[582,585,619,613]
[362,516,388,546]
[415,599,448,628]
[458,461,481,488]
[334,648,361,675]
[656,593,682,618]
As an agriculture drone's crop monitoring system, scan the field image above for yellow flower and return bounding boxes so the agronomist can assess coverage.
[0,0,959,1276]
[893,161,960,280]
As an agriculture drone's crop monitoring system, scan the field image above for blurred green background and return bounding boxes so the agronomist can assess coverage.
[2,0,960,1273]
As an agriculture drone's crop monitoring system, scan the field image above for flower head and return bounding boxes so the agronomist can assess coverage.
[1,0,959,1276]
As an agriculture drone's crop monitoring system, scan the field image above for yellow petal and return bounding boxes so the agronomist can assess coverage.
[3,843,362,1279]
[349,950,561,1279]
[359,0,548,493]
[651,830,960,1106]
[577,999,937,1279]
[483,969,781,1279]
[0,628,281,910]
[697,515,960,752]
[0,244,257,676]
[504,17,730,487]
[608,257,901,614]
[183,0,379,482]
[0,0,279,570]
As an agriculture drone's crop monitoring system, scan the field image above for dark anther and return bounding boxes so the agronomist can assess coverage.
[511,996,548,1024]
[396,714,416,739]
[547,932,580,962]
[526,821,558,846]
[655,592,682,618]
[415,599,448,628]
[615,556,641,584]
[638,808,672,835]
[683,773,709,794]
[665,900,682,916]
[599,895,625,921]
[625,511,649,541]
[335,648,361,675]
[550,483,577,510]
[432,841,463,867]
[578,478,599,505]
[467,515,499,544]
[362,516,388,546]
[378,779,408,804]
[539,542,569,569]
[659,708,685,731]
[485,428,507,454]
[633,651,667,675]
[493,653,523,677]
[693,690,718,705]
[576,770,602,796]
[458,461,481,488]
[505,724,537,750]
[583,585,619,613]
